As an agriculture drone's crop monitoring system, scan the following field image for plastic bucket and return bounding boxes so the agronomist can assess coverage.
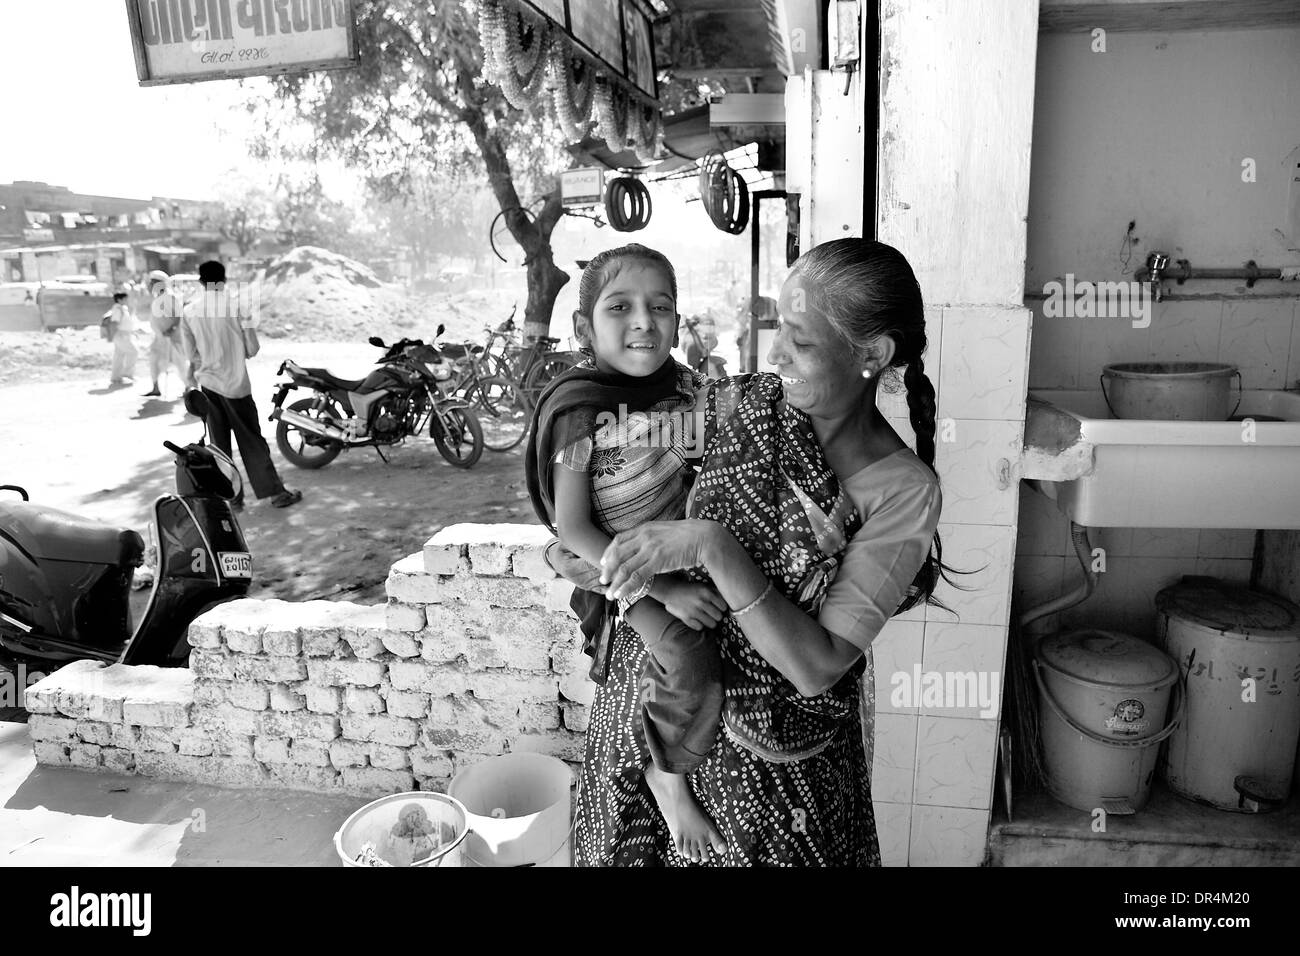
[1100,362,1240,421]
[1157,578,1300,811]
[1035,630,1184,814]
[448,753,574,867]
[334,791,469,867]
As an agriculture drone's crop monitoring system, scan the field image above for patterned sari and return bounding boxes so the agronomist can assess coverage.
[574,373,880,867]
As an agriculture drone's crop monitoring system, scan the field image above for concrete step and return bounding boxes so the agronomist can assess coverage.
[988,780,1300,866]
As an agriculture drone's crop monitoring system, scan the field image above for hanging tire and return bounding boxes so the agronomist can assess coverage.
[476,376,531,452]
[431,405,484,468]
[275,397,344,469]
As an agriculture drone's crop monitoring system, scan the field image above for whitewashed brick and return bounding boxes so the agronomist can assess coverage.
[32,740,71,766]
[187,620,223,649]
[559,671,596,707]
[411,748,453,781]
[269,684,306,712]
[304,684,343,714]
[437,573,547,609]
[75,720,114,747]
[545,579,578,616]
[465,669,559,703]
[423,724,508,754]
[193,681,228,707]
[388,553,448,604]
[344,687,384,714]
[68,743,103,769]
[102,748,136,774]
[190,649,237,680]
[468,543,512,575]
[232,656,308,683]
[329,740,370,768]
[423,604,566,671]
[138,728,178,753]
[369,743,411,770]
[341,714,419,747]
[110,725,141,750]
[267,763,340,792]
[384,690,429,719]
[254,737,291,763]
[176,731,215,757]
[421,538,467,575]
[512,545,557,583]
[306,659,386,688]
[228,681,270,710]
[210,732,254,759]
[223,626,264,655]
[262,627,302,657]
[257,712,340,741]
[388,661,468,696]
[341,627,386,659]
[381,627,422,657]
[385,601,427,634]
[195,704,260,737]
[301,627,342,657]
[340,767,416,796]
[561,702,590,733]
[512,730,585,763]
[521,700,563,731]
[288,739,331,767]
[122,696,192,728]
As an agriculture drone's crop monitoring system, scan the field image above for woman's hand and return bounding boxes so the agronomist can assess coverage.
[654,577,727,631]
[599,520,722,600]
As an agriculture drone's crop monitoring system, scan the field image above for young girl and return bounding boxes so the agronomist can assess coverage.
[526,244,728,862]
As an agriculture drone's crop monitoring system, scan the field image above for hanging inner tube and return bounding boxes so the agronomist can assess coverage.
[698,150,749,235]
[604,177,652,232]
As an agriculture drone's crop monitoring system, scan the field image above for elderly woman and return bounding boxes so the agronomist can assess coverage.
[550,238,947,867]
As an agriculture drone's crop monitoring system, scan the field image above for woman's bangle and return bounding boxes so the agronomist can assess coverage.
[730,580,774,618]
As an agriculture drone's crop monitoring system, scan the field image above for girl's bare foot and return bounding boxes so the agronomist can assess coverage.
[645,764,726,863]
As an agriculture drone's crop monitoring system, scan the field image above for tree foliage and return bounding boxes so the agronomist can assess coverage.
[248,0,574,335]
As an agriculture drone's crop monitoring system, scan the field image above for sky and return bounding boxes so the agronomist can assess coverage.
[0,0,269,200]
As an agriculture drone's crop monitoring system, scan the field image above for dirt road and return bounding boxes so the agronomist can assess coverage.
[1,340,536,608]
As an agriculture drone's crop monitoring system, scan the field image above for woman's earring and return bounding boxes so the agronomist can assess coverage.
[861,369,872,379]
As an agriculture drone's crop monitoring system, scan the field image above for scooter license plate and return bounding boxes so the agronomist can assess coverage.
[219,551,252,578]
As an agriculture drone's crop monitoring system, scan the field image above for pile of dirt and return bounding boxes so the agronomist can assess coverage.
[253,246,522,345]
[0,326,138,386]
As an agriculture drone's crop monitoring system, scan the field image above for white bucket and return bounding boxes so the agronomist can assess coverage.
[334,791,469,867]
[448,753,574,867]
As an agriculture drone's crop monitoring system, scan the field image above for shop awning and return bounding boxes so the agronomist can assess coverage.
[142,245,197,256]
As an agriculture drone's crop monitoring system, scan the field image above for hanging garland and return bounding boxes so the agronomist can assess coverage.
[481,0,552,110]
[548,43,596,140]
[477,0,662,163]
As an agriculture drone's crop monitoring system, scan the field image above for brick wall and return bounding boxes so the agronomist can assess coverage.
[26,525,594,797]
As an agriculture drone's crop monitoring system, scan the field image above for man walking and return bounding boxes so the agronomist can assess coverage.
[180,260,302,509]
[144,270,192,397]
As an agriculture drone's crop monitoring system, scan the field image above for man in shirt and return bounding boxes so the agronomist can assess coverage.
[180,260,302,509]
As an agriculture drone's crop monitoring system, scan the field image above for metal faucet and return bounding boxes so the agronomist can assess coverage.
[1145,251,1169,303]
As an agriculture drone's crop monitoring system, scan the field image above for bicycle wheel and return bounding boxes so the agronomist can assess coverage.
[522,353,579,407]
[477,375,531,451]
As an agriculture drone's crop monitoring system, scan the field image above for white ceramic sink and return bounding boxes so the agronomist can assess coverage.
[1022,389,1300,529]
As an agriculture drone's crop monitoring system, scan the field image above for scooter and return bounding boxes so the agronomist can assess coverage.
[0,391,251,668]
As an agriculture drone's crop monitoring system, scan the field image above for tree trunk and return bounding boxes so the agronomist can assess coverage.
[453,67,569,341]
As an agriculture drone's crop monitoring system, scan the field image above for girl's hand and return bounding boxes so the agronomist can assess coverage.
[656,577,727,631]
[599,520,721,600]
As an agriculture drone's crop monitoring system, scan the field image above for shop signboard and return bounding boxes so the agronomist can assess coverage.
[125,0,359,86]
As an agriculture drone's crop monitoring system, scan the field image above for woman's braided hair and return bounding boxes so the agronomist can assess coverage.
[573,243,678,356]
[790,238,954,612]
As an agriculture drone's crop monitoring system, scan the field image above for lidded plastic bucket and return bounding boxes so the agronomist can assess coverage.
[1035,629,1183,814]
[1100,362,1240,420]
[448,753,574,867]
[334,791,468,867]
[1157,577,1300,811]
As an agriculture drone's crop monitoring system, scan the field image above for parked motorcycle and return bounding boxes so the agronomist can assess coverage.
[0,391,251,669]
[269,324,484,470]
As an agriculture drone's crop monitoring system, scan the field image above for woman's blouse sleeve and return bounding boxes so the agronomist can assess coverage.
[818,460,942,652]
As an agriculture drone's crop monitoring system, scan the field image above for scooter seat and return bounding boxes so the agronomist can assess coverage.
[0,501,144,567]
[300,367,366,391]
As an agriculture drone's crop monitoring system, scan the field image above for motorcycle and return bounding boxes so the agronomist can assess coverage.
[269,324,484,470]
[0,391,251,669]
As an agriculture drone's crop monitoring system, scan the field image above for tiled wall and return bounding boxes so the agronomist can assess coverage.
[873,0,1040,865]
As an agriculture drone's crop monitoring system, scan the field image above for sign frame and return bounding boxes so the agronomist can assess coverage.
[516,0,659,103]
[125,0,360,87]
